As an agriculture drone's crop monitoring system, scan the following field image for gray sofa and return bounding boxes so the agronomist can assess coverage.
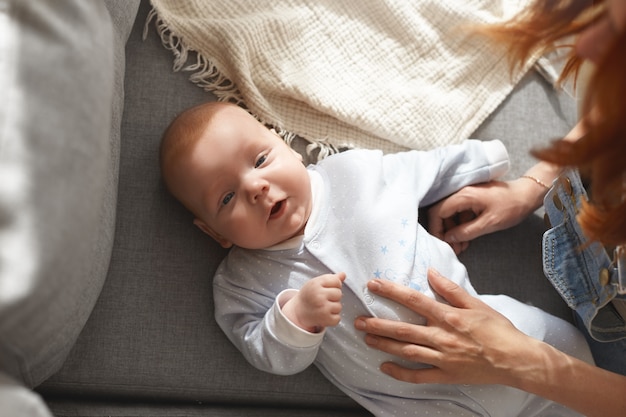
[1,1,578,416]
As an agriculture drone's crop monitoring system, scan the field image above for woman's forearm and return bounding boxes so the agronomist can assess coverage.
[512,338,626,417]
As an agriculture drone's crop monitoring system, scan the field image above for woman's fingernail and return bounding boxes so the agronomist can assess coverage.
[380,363,392,375]
[365,334,378,346]
[355,319,366,330]
[368,280,381,291]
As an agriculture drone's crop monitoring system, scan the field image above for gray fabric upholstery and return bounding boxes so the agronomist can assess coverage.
[0,373,52,417]
[30,0,576,415]
[0,0,124,389]
[44,400,368,417]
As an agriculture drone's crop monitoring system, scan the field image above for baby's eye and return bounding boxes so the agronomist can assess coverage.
[255,154,267,168]
[222,192,234,206]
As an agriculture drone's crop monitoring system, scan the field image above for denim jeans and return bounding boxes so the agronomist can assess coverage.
[542,170,626,374]
[573,312,626,375]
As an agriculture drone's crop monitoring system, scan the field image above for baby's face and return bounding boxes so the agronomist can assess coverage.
[178,106,312,249]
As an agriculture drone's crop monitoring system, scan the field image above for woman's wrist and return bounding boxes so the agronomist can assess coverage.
[520,175,550,190]
[506,337,611,417]
[491,336,579,406]
[519,162,561,209]
[507,338,563,394]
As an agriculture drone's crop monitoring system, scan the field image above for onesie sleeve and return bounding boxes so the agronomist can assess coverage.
[382,139,510,206]
[213,257,322,376]
[272,289,326,347]
[481,139,509,180]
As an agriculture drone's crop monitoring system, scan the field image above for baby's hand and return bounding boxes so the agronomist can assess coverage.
[284,272,346,333]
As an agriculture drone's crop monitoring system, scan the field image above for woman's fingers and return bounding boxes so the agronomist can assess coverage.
[356,315,433,347]
[364,275,446,322]
[379,362,448,385]
[363,331,440,365]
[425,268,478,309]
[364,269,478,320]
[354,269,532,387]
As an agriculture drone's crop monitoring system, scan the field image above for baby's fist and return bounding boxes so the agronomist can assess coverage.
[293,272,346,332]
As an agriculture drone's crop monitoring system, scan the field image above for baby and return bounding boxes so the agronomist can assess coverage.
[161,101,592,417]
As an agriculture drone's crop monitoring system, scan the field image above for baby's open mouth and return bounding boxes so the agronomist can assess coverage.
[270,200,284,218]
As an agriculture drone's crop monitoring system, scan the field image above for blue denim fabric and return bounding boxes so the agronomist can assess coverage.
[573,312,626,375]
[542,169,626,343]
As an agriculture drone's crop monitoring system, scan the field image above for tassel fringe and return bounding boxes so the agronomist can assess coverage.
[144,8,344,161]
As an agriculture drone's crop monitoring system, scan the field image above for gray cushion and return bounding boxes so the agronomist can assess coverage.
[44,400,369,417]
[0,372,52,417]
[0,0,138,388]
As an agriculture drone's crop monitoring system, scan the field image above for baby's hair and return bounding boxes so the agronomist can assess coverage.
[160,102,239,194]
[159,101,241,218]
[161,103,217,177]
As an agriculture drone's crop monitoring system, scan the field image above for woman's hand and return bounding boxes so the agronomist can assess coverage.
[355,269,626,417]
[428,178,544,254]
[354,269,535,387]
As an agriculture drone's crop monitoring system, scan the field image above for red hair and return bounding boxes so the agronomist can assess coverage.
[482,0,626,245]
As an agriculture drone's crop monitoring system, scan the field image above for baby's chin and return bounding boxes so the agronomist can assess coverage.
[236,216,309,250]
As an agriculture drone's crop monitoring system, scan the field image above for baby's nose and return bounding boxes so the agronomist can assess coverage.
[244,175,269,203]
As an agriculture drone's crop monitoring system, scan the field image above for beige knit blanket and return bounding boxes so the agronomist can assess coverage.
[149,0,533,155]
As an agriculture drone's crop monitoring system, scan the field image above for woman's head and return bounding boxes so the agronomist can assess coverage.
[575,0,626,63]
[486,0,626,245]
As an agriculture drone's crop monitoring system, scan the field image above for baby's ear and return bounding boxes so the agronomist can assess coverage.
[193,218,233,248]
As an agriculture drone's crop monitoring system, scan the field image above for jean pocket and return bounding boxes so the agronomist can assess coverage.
[542,221,600,310]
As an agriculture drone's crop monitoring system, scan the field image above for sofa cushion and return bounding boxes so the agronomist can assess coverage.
[0,0,138,388]
[0,372,52,417]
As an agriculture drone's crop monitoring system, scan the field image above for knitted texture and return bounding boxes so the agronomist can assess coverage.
[149,0,533,156]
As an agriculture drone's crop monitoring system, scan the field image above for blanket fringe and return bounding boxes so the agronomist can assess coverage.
[144,7,342,161]
[144,8,243,104]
